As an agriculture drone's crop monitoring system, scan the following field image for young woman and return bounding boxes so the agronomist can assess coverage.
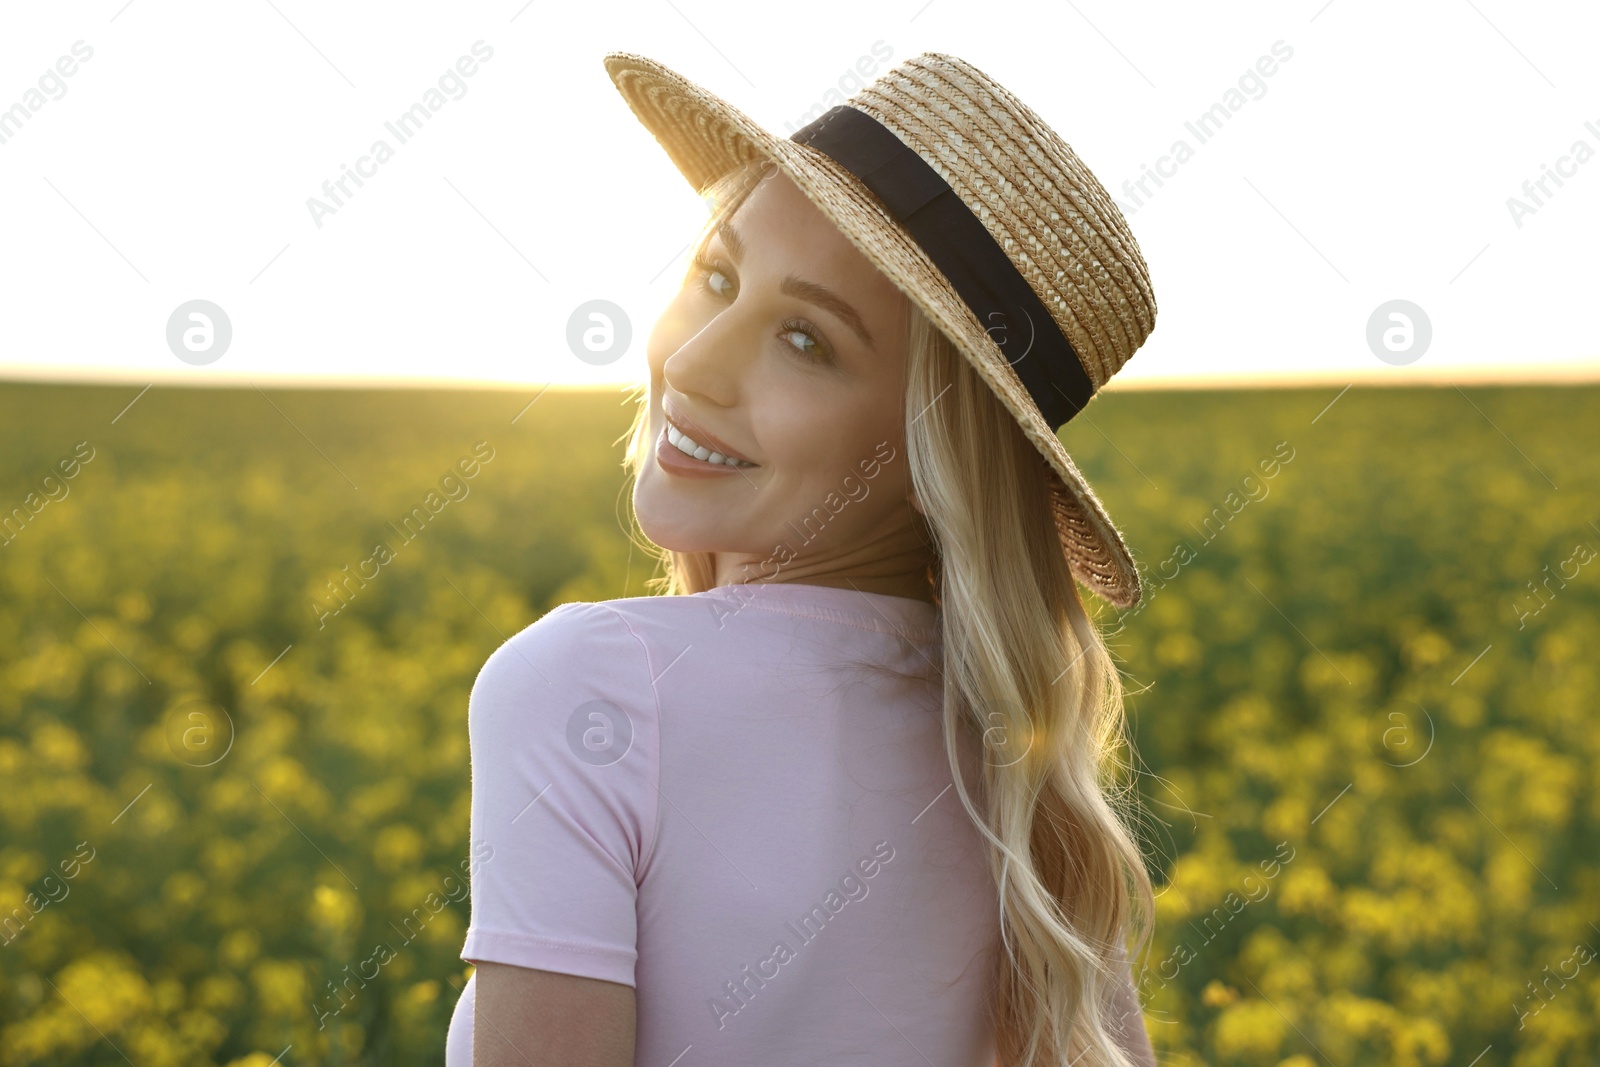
[446,51,1160,1067]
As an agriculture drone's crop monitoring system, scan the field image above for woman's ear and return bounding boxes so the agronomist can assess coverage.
[908,487,925,516]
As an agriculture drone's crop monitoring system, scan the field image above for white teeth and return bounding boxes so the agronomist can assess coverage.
[667,422,756,467]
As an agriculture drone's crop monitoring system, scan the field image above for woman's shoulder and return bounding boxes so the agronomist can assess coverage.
[467,601,675,758]
[467,600,661,846]
[503,594,713,645]
[474,589,832,709]
[470,595,719,707]
[524,592,743,647]
[471,599,665,716]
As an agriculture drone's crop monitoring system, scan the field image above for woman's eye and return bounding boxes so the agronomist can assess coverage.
[692,257,734,299]
[690,255,831,365]
[782,327,821,359]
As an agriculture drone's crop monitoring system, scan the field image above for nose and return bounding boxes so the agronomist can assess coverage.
[656,297,754,408]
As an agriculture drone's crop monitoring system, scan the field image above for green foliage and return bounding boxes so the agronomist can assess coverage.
[0,381,1595,1065]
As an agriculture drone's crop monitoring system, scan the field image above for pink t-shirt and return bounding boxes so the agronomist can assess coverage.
[445,581,1001,1065]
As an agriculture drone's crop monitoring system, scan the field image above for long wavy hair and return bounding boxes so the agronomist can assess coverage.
[617,159,1157,1066]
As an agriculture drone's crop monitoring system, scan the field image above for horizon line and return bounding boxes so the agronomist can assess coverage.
[2,363,1598,392]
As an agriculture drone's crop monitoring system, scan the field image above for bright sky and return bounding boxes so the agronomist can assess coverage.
[2,0,1596,391]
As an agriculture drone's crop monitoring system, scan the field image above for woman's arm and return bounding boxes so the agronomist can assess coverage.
[461,604,655,1064]
[473,961,636,1066]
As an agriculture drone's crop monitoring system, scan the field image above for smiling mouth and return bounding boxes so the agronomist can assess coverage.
[661,414,759,468]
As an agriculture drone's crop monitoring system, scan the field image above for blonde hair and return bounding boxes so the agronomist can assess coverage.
[617,159,1157,1066]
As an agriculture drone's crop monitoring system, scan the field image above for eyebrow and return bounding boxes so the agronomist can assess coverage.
[714,218,876,350]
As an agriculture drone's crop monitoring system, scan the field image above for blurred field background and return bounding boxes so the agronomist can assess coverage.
[0,380,1595,1066]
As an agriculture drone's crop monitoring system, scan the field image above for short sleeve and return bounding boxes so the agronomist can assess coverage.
[459,601,660,987]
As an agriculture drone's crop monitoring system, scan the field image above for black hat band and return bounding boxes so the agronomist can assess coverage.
[790,104,1095,429]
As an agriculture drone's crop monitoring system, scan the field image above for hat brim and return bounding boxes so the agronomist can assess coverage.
[603,51,1143,609]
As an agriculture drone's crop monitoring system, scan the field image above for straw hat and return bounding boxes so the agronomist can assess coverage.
[603,51,1158,609]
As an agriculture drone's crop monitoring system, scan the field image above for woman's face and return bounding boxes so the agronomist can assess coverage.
[635,166,932,592]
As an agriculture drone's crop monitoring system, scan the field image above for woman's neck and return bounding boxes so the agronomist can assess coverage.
[713,553,938,604]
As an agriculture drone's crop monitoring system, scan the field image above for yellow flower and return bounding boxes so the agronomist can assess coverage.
[248,958,309,1019]
[30,722,88,772]
[162,870,207,910]
[56,951,154,1033]
[195,973,246,1013]
[223,1054,283,1067]
[374,824,426,875]
[220,927,261,969]
[401,980,439,1010]
[310,884,362,941]
[1213,999,1288,1057]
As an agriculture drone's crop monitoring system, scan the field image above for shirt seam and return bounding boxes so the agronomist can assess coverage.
[599,603,664,881]
[707,595,943,643]
[463,925,637,962]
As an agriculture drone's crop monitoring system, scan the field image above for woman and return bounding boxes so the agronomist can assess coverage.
[446,51,1160,1066]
